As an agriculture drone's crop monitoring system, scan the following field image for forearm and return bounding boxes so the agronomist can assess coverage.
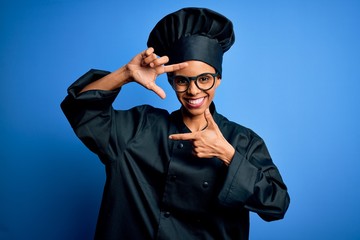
[248,171,290,221]
[61,69,120,128]
[218,138,290,220]
[80,65,131,93]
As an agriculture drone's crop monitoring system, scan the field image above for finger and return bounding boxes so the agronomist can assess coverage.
[146,81,166,99]
[142,53,158,66]
[140,47,154,60]
[144,47,154,56]
[163,62,188,73]
[150,56,169,69]
[152,85,166,99]
[169,132,195,141]
[155,56,169,66]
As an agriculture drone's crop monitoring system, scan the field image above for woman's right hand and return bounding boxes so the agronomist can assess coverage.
[126,47,188,99]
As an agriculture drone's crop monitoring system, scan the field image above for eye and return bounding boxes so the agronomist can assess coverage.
[197,75,211,83]
[174,76,188,85]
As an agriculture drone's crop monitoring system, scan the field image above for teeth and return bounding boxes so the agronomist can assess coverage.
[188,98,204,105]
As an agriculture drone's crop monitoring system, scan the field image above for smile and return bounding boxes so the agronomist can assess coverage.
[186,97,205,108]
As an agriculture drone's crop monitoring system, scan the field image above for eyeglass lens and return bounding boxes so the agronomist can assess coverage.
[172,73,216,92]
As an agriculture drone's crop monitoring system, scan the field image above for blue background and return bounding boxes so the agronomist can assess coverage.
[1,0,360,239]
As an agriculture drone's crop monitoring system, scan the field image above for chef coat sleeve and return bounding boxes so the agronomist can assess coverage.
[60,69,138,164]
[218,134,290,221]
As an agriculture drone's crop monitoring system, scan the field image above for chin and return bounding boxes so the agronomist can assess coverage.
[182,105,207,117]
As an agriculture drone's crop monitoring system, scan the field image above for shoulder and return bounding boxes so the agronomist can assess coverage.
[132,104,169,117]
[214,112,256,136]
[118,104,170,125]
[214,111,264,147]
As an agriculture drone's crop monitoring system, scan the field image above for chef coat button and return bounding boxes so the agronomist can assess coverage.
[164,211,171,218]
[202,181,209,188]
[170,175,177,181]
[178,143,184,149]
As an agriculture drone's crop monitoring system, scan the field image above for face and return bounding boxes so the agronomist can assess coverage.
[171,60,221,118]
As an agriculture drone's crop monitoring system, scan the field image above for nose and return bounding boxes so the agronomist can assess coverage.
[187,80,201,95]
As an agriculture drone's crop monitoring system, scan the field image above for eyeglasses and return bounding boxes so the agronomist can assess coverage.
[168,73,219,93]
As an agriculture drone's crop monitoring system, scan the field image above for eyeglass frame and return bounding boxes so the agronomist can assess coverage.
[168,72,220,93]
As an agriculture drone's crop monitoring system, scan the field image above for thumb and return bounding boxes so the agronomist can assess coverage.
[152,84,166,99]
[147,81,166,99]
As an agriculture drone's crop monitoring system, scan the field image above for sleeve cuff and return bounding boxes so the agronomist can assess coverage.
[218,151,259,207]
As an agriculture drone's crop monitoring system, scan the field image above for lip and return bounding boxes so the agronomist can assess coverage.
[184,97,206,108]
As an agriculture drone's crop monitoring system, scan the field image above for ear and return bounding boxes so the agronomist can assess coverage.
[215,76,221,88]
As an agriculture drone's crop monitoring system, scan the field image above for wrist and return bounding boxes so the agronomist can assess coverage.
[219,141,235,166]
[114,65,132,85]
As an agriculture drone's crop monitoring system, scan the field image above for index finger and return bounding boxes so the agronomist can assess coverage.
[163,62,188,73]
[169,132,195,141]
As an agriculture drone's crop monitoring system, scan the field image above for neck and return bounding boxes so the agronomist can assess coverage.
[181,108,208,132]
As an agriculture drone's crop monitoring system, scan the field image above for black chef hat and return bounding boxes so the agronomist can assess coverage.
[147,7,235,75]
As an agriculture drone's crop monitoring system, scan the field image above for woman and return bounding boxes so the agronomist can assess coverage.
[61,7,289,240]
